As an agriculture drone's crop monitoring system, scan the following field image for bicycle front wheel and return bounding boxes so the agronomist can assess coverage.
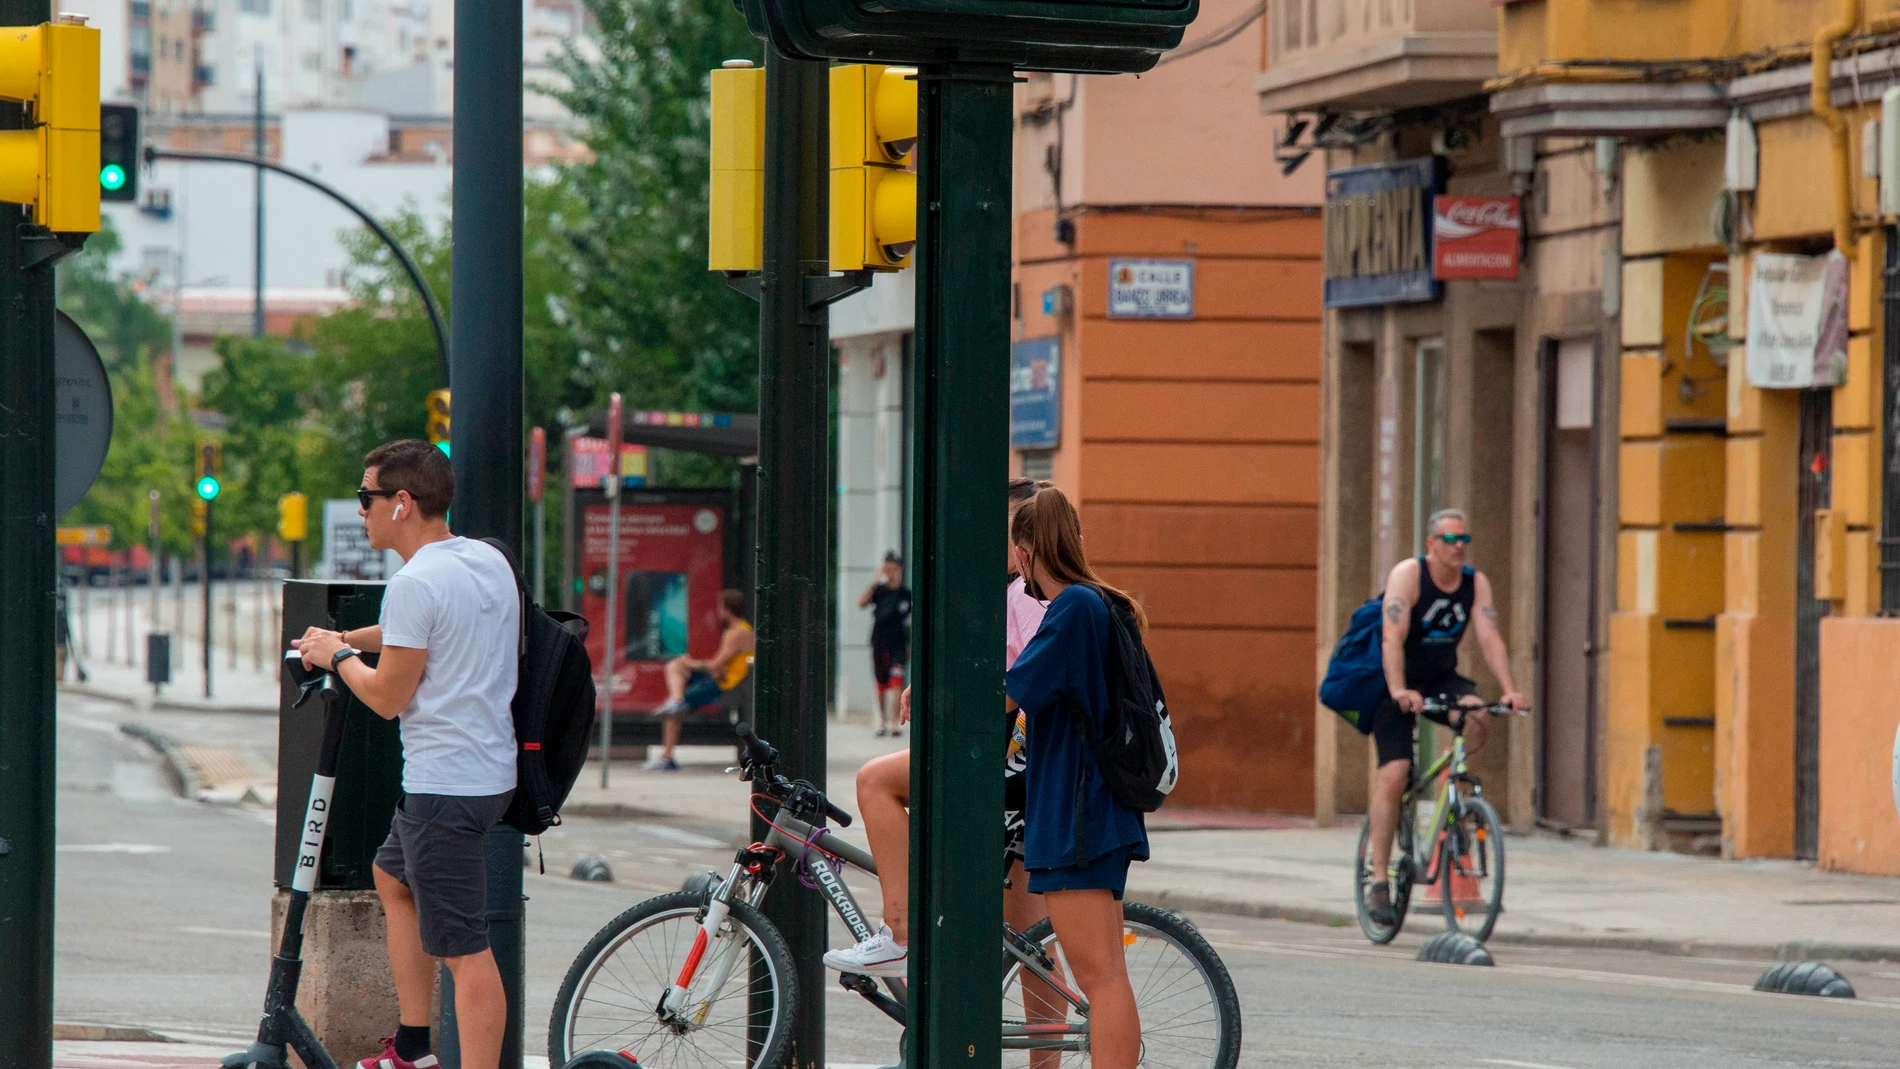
[1439,795,1506,942]
[1002,901,1241,1069]
[548,890,796,1069]
[1353,811,1414,944]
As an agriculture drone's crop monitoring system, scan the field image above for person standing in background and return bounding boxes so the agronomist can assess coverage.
[859,552,911,737]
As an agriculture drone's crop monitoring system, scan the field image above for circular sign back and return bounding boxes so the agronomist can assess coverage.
[55,311,115,516]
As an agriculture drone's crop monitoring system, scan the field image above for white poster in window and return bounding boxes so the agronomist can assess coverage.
[1746,250,1848,389]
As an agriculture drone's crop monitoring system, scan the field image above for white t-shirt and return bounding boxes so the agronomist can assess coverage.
[378,537,520,796]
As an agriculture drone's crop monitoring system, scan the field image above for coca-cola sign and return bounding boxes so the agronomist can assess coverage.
[1432,196,1520,281]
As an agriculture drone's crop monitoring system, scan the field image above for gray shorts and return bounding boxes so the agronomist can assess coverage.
[374,790,513,959]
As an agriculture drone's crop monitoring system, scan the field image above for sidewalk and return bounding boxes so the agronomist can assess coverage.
[70,643,1900,965]
[568,720,1900,963]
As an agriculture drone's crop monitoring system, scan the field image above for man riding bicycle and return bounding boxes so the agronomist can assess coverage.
[1365,508,1527,927]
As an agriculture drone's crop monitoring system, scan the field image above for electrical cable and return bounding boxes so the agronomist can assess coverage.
[1156,1,1266,66]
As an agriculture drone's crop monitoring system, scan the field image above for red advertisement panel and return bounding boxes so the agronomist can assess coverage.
[578,501,728,712]
[1432,196,1520,281]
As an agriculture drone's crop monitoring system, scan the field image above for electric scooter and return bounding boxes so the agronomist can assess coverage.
[224,649,352,1069]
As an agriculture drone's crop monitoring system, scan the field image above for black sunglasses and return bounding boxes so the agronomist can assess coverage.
[358,488,400,510]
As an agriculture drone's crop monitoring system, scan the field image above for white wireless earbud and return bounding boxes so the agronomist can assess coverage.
[393,503,406,520]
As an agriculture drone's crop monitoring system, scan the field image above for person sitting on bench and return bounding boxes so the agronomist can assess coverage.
[648,589,754,771]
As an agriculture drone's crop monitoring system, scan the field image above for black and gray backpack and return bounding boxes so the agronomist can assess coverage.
[481,538,597,835]
[1087,585,1180,813]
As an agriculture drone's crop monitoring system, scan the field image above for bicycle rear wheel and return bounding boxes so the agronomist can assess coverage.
[548,890,796,1069]
[1438,794,1506,942]
[1001,902,1241,1069]
[1353,806,1415,944]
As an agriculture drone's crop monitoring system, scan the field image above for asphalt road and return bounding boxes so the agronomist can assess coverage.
[54,692,1900,1068]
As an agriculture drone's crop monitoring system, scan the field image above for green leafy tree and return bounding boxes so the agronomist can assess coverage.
[55,218,201,555]
[551,0,763,416]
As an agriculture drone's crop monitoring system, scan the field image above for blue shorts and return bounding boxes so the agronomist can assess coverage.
[681,670,724,710]
[1028,847,1136,900]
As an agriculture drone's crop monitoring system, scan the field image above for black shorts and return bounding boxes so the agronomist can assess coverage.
[375,790,514,959]
[872,644,908,689]
[1370,675,1477,767]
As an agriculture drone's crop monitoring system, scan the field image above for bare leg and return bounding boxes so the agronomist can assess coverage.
[662,715,682,760]
[856,749,911,944]
[373,864,435,1029]
[441,949,506,1069]
[1043,889,1139,1069]
[1006,861,1061,1069]
[1367,759,1410,880]
[1458,709,1490,757]
[662,657,690,703]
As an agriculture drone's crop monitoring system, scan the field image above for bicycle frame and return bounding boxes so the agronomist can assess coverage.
[664,804,1093,1051]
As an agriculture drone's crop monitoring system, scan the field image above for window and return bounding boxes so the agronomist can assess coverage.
[130,26,151,55]
[239,0,272,14]
[1021,450,1054,481]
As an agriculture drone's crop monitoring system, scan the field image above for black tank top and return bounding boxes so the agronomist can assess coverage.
[1404,556,1474,684]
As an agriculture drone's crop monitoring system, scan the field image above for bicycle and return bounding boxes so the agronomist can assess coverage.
[1353,696,1525,945]
[548,724,1242,1069]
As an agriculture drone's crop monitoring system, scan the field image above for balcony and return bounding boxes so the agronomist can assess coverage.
[1255,0,1498,114]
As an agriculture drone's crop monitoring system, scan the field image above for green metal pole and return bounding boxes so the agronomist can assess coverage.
[0,2,59,1062]
[752,47,831,1069]
[906,62,1013,1069]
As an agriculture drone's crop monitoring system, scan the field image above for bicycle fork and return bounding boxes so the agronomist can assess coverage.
[659,863,753,1024]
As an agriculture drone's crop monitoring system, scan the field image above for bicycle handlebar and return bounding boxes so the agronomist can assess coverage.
[733,722,854,828]
[1419,696,1530,717]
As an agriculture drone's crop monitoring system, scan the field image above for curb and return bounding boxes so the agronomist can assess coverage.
[118,723,202,799]
[1124,886,1900,964]
[60,681,276,716]
[52,1023,176,1042]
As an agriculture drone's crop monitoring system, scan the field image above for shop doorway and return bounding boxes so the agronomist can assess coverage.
[1794,389,1832,859]
[1538,337,1599,828]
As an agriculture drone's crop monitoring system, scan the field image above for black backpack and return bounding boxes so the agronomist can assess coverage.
[1085,585,1179,813]
[480,538,598,835]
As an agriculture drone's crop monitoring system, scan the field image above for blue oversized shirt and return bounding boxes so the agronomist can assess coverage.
[1004,585,1150,871]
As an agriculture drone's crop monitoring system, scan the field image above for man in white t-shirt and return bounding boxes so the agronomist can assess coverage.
[293,439,519,1069]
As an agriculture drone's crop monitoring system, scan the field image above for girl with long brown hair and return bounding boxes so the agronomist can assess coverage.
[1005,486,1148,1069]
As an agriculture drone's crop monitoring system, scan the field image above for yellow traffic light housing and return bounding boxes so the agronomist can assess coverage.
[278,492,309,543]
[709,60,765,273]
[193,440,222,480]
[830,64,917,271]
[0,19,101,233]
[426,388,452,445]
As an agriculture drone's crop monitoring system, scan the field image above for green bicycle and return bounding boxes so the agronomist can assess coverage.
[1353,696,1523,944]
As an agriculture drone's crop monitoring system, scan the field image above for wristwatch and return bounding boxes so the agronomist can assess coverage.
[331,647,363,672]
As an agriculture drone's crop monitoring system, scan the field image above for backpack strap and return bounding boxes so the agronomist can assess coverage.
[479,536,530,661]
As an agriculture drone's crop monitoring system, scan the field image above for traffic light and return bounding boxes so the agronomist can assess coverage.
[0,18,101,232]
[195,475,221,501]
[98,102,137,203]
[737,0,1195,73]
[194,440,222,481]
[708,60,764,273]
[278,492,308,543]
[830,64,917,272]
[426,388,452,446]
[190,498,206,537]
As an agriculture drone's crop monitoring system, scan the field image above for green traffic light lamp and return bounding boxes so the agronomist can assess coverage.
[99,164,126,192]
[195,475,221,501]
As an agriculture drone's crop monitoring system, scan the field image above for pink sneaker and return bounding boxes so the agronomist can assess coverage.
[358,1038,439,1069]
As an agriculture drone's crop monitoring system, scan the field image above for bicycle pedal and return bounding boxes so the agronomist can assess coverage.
[838,972,878,993]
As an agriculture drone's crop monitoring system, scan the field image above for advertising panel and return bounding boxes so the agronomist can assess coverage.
[1010,337,1062,449]
[570,437,649,489]
[1432,196,1520,281]
[577,496,729,712]
[1323,157,1443,308]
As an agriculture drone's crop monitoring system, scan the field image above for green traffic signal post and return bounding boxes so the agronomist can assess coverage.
[732,3,1196,1069]
[197,474,220,699]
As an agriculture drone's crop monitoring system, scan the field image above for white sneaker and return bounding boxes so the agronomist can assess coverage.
[822,926,908,977]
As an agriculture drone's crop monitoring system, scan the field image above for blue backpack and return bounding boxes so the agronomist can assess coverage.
[1319,596,1386,735]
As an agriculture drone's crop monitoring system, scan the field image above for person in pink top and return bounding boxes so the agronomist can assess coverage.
[823,478,1051,978]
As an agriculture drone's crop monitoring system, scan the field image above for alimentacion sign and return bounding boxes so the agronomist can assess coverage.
[1432,196,1520,281]
[1323,157,1443,308]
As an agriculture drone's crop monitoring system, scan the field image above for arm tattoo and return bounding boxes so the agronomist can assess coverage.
[1480,605,1499,623]
[1383,598,1406,625]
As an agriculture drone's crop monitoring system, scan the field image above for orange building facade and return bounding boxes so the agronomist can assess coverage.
[1008,1,1325,813]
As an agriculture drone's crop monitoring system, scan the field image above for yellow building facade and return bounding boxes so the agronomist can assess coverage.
[1496,0,1900,872]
